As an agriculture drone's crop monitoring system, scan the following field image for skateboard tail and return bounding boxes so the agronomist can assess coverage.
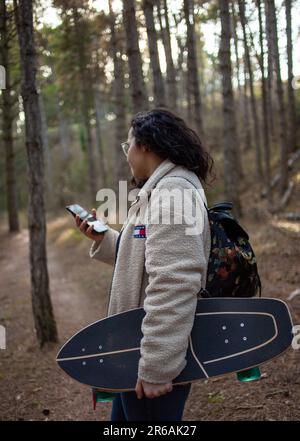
[187,297,294,380]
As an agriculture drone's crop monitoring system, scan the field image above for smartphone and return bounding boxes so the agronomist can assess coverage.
[66,204,108,234]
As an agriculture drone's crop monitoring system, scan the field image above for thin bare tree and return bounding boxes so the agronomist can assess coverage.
[93,86,108,187]
[257,0,272,205]
[123,0,149,113]
[142,0,166,106]
[218,0,242,217]
[285,0,297,153]
[265,0,288,196]
[13,0,58,347]
[108,0,130,185]
[157,0,177,110]
[72,6,97,200]
[183,0,204,137]
[0,0,20,232]
[238,0,263,181]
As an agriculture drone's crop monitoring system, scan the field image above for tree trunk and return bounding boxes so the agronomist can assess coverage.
[72,7,97,201]
[108,0,130,187]
[51,61,70,162]
[264,0,278,147]
[231,0,248,165]
[157,0,177,110]
[123,0,149,113]
[242,58,252,153]
[265,0,288,196]
[183,0,204,137]
[93,87,108,188]
[231,2,242,111]
[172,13,185,115]
[14,0,58,347]
[227,2,244,180]
[0,0,20,232]
[44,37,70,163]
[208,54,218,114]
[198,25,210,117]
[218,0,242,218]
[238,0,263,181]
[285,0,297,153]
[257,0,272,205]
[39,90,54,209]
[142,0,166,106]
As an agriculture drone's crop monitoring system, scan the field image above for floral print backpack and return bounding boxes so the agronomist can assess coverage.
[198,201,262,298]
[163,176,262,299]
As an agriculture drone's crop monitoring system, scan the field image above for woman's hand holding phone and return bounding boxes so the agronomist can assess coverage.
[75,208,105,245]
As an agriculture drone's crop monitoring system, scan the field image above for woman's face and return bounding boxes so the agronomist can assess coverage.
[126,127,149,180]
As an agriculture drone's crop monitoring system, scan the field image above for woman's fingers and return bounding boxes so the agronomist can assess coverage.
[86,225,93,236]
[79,219,88,232]
[75,211,104,242]
[75,214,81,227]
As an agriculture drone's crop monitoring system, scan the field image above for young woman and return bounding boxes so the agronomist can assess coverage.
[75,108,215,421]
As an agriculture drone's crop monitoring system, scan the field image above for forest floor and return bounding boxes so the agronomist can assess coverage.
[0,171,300,421]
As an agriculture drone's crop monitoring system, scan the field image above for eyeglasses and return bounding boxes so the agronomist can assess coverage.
[121,141,130,157]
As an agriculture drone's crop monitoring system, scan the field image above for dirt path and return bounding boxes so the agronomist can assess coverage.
[0,196,300,420]
[0,213,114,421]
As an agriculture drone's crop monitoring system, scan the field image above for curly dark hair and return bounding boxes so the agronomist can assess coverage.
[129,107,215,189]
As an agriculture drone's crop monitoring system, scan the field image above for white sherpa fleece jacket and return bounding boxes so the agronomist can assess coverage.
[89,158,211,384]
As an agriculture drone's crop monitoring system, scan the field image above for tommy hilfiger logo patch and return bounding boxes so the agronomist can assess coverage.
[133,225,146,238]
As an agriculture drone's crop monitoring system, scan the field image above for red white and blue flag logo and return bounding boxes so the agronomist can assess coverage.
[134,225,146,238]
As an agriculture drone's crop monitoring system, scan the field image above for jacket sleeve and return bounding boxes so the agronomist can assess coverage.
[89,226,120,266]
[137,177,208,383]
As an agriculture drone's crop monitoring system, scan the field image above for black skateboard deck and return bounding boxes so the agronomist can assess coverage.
[56,298,293,391]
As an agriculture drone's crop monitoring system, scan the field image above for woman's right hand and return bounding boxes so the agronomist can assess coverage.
[75,208,105,245]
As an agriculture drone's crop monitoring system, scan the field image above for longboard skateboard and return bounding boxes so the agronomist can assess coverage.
[56,297,293,391]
